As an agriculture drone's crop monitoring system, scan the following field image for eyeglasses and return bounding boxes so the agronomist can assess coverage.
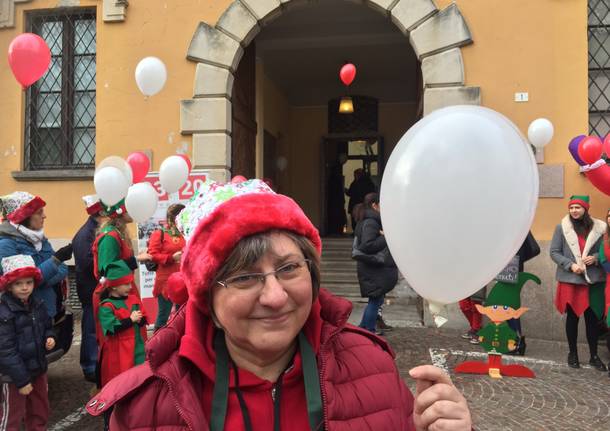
[217,259,312,291]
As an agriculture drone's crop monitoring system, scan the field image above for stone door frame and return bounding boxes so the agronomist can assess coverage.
[180,0,481,181]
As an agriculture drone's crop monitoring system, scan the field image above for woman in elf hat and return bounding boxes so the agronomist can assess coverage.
[550,195,607,370]
[0,191,72,318]
[91,199,151,344]
[87,179,471,431]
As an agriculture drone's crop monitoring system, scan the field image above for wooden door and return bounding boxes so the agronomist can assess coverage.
[231,43,257,179]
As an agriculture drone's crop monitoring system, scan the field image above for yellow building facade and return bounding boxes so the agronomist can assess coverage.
[0,0,605,337]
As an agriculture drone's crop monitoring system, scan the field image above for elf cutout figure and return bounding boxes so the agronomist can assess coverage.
[455,272,541,379]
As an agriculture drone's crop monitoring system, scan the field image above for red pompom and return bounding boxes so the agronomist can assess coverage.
[165,272,189,305]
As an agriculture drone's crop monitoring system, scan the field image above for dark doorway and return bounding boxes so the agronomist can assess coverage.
[320,134,384,236]
[231,43,257,179]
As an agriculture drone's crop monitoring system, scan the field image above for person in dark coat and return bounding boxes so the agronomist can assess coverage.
[355,192,398,334]
[72,195,106,383]
[505,231,540,355]
[345,168,376,231]
[0,254,56,430]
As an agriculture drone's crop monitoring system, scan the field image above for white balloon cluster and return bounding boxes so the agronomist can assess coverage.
[93,153,192,223]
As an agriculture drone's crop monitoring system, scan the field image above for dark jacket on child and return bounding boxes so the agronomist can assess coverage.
[0,292,54,388]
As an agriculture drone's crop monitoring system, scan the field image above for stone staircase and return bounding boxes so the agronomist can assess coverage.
[320,237,423,327]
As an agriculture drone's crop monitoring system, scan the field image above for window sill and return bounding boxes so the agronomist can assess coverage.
[11,169,95,181]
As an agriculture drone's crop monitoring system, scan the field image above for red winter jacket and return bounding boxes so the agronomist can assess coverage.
[86,289,416,430]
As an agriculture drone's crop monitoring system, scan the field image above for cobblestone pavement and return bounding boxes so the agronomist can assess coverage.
[46,317,610,430]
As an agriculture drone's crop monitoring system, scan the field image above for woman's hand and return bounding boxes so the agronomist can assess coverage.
[45,337,55,351]
[571,263,585,274]
[410,365,471,431]
[130,310,143,323]
[136,252,153,263]
[582,255,597,266]
[18,384,33,396]
[172,251,182,263]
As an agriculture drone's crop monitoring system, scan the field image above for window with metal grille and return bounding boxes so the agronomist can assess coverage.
[24,8,96,170]
[589,1,610,136]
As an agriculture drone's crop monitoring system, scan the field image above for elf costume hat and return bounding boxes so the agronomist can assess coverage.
[0,191,46,224]
[101,199,127,219]
[0,255,42,291]
[174,179,321,313]
[99,259,134,289]
[568,195,590,211]
[484,272,541,309]
[83,194,104,216]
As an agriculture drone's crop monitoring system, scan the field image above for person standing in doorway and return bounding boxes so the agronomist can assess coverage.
[72,195,106,383]
[345,168,376,232]
[147,204,185,331]
[355,193,398,334]
[550,195,607,370]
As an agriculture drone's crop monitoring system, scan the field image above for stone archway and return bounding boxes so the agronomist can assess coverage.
[180,0,480,181]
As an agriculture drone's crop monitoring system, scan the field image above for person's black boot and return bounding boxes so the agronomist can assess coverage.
[589,355,607,371]
[517,336,526,356]
[568,351,580,369]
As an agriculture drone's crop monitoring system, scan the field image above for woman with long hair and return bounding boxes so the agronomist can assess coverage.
[550,195,606,370]
[147,203,186,330]
[354,192,398,334]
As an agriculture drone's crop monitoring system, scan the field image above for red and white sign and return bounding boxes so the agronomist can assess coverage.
[136,170,207,321]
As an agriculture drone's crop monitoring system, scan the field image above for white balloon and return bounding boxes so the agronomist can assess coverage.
[380,105,539,305]
[125,182,159,223]
[96,156,133,185]
[135,57,167,97]
[94,166,130,207]
[159,155,189,195]
[527,118,554,148]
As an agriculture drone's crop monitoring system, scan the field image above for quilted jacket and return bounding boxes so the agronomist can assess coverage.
[87,289,415,430]
[0,292,55,388]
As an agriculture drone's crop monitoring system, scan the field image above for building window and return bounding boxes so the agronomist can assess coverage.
[589,1,610,136]
[25,9,96,170]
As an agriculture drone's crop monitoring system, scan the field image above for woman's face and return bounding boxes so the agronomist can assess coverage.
[25,208,46,230]
[212,233,314,359]
[569,204,585,220]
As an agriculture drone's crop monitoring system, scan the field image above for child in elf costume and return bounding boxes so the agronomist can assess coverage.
[0,255,56,430]
[92,199,150,344]
[455,272,540,379]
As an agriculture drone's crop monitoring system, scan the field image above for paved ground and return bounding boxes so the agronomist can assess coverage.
[46,305,610,431]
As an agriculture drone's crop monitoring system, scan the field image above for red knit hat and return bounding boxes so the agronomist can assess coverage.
[82,194,104,216]
[174,179,321,314]
[0,192,46,224]
[0,255,42,291]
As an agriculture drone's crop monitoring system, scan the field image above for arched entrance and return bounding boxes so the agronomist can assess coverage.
[180,0,480,197]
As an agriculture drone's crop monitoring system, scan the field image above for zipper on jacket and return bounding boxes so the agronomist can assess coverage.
[318,326,343,431]
[158,374,195,430]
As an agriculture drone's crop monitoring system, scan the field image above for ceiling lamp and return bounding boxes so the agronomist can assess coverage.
[339,96,354,114]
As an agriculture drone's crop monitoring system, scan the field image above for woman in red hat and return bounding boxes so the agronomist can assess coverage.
[87,180,471,431]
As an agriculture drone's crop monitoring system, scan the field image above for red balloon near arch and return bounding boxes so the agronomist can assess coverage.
[340,63,357,86]
[578,136,603,165]
[8,33,51,90]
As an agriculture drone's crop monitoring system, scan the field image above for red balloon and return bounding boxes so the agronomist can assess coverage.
[126,152,150,183]
[578,136,603,164]
[8,33,51,90]
[178,154,192,173]
[340,63,356,86]
[231,175,247,184]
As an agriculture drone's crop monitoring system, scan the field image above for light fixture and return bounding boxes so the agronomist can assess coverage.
[339,96,354,114]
